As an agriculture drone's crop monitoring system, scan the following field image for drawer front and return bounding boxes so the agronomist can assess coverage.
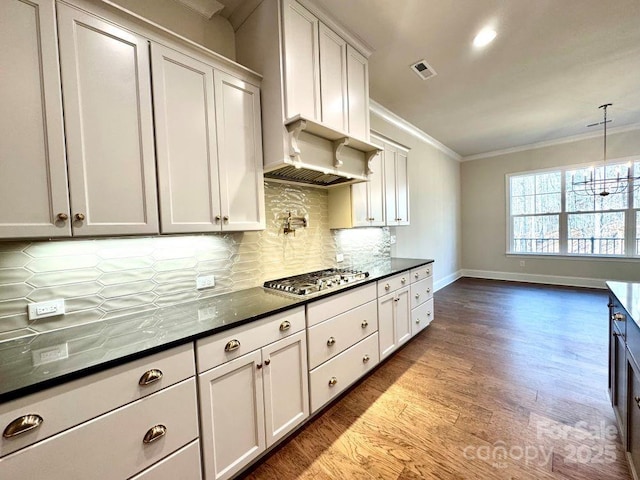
[410,277,434,309]
[0,378,199,479]
[0,343,195,457]
[130,439,201,480]
[610,295,627,338]
[309,333,379,413]
[307,283,376,327]
[411,299,434,336]
[196,307,305,373]
[307,300,378,369]
[377,272,410,297]
[411,264,433,283]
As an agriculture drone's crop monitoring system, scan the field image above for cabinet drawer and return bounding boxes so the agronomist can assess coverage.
[0,378,199,479]
[307,283,376,327]
[412,299,434,336]
[377,272,410,297]
[0,343,195,457]
[410,277,433,309]
[196,307,304,373]
[309,333,379,413]
[411,264,432,283]
[130,439,201,480]
[308,300,378,369]
[610,295,627,339]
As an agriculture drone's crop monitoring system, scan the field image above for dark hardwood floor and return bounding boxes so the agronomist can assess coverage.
[243,278,631,479]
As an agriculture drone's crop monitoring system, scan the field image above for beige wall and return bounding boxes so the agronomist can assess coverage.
[461,129,640,285]
[110,0,236,59]
[370,114,462,288]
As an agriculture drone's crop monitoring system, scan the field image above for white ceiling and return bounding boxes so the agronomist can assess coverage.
[304,0,640,158]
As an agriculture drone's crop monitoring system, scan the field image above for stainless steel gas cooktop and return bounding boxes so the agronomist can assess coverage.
[263,268,369,296]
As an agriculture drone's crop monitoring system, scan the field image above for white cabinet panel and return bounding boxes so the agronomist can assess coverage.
[368,149,385,225]
[384,144,398,226]
[411,298,434,336]
[215,71,265,231]
[151,43,220,233]
[396,149,410,225]
[282,0,321,121]
[378,286,410,360]
[0,0,70,238]
[346,45,369,140]
[306,283,376,327]
[199,350,265,480]
[262,331,309,447]
[130,440,201,480]
[57,3,158,236]
[319,23,347,131]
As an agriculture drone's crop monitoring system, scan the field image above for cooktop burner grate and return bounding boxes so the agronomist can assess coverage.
[263,268,369,295]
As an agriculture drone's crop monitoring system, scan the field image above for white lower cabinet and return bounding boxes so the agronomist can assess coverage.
[309,332,379,412]
[409,265,435,336]
[131,440,202,480]
[0,379,199,479]
[197,311,309,480]
[378,286,411,359]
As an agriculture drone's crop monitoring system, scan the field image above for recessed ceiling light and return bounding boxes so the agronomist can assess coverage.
[473,28,497,48]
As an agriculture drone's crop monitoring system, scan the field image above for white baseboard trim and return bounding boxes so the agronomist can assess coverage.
[460,269,607,289]
[434,270,463,292]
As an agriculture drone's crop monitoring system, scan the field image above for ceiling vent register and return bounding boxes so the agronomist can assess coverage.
[411,59,437,80]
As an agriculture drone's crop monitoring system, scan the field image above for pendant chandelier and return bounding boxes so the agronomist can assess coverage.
[571,103,640,197]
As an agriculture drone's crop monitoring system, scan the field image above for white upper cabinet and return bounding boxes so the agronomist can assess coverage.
[319,23,347,132]
[282,0,321,121]
[151,44,220,234]
[57,3,159,236]
[0,0,69,238]
[214,71,265,231]
[384,140,410,226]
[346,45,370,140]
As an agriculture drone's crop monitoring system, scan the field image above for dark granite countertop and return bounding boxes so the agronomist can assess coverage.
[607,281,640,328]
[0,258,433,403]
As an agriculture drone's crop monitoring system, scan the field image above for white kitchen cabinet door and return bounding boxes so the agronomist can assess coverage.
[151,43,221,234]
[319,23,347,132]
[282,0,321,121]
[350,182,369,227]
[396,287,412,347]
[384,144,398,226]
[57,3,158,236]
[262,331,309,447]
[346,45,369,140]
[198,350,265,480]
[396,149,410,225]
[0,0,70,238]
[378,287,410,360]
[214,71,265,231]
[368,148,386,226]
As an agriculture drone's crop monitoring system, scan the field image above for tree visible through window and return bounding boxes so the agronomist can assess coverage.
[508,159,640,257]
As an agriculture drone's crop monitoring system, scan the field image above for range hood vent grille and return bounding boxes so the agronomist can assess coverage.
[264,165,355,186]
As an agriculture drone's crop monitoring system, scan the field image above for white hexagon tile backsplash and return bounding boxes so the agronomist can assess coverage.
[0,182,391,340]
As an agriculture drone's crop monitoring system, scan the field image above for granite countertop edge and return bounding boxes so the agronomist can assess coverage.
[0,257,433,403]
[606,280,640,328]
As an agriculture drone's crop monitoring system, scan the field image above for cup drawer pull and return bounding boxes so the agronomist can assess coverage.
[3,415,43,439]
[143,425,167,444]
[279,320,291,331]
[225,339,241,352]
[138,369,163,386]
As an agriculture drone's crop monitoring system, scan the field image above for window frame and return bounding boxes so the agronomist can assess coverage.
[505,155,640,259]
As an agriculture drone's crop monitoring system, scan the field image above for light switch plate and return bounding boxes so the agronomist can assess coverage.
[28,299,65,320]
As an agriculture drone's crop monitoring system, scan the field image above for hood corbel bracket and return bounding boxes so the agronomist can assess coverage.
[332,137,349,168]
[365,150,378,175]
[286,118,306,165]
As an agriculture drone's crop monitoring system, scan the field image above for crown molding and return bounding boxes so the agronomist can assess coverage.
[462,122,640,162]
[369,100,462,161]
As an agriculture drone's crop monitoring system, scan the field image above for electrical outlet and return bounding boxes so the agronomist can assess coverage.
[196,275,215,290]
[27,299,65,320]
[198,307,217,321]
[336,253,344,262]
[390,235,397,245]
[31,343,69,366]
